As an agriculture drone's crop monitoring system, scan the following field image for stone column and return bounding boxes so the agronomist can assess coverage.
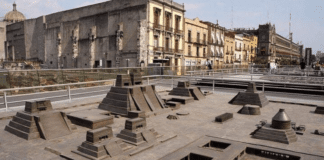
[116,23,123,68]
[89,26,96,68]
[71,26,80,68]
[137,20,148,67]
[57,32,62,69]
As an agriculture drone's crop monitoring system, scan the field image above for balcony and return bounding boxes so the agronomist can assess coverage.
[188,38,192,43]
[202,40,208,45]
[165,26,173,33]
[153,47,163,52]
[226,52,230,55]
[153,24,163,30]
[174,49,184,54]
[163,47,174,53]
[193,38,204,45]
[187,51,192,57]
[231,51,234,55]
[235,47,242,51]
[174,29,183,35]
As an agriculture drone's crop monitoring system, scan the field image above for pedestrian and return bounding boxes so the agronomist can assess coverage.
[206,59,212,75]
[300,59,306,76]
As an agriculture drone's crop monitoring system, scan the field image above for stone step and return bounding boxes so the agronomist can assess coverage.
[12,116,35,127]
[5,125,40,140]
[253,134,289,144]
[166,101,181,107]
[8,121,38,133]
[16,112,34,121]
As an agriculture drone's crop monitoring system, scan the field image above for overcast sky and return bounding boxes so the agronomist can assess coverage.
[0,0,323,53]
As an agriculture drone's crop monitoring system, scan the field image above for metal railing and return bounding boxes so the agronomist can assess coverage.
[0,79,116,112]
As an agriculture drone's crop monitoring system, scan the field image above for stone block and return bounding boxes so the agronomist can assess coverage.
[215,113,233,123]
[25,100,53,113]
[86,126,113,143]
[125,118,147,131]
[128,111,146,119]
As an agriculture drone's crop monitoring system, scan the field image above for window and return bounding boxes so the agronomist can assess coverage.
[188,30,191,42]
[165,12,171,31]
[175,40,179,52]
[165,38,169,51]
[203,48,206,57]
[154,36,158,48]
[197,33,200,43]
[197,47,199,57]
[188,45,191,56]
[175,15,181,32]
[203,34,206,44]
[154,8,160,28]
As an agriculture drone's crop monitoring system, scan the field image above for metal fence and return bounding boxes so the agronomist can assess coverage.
[1,74,323,112]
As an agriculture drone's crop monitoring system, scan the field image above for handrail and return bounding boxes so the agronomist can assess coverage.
[0,74,323,112]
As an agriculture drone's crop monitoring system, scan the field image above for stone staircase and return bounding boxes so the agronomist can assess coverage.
[252,128,297,144]
[5,112,40,140]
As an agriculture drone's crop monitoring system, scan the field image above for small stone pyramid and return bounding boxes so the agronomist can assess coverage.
[252,109,297,144]
[238,105,261,115]
[5,100,76,140]
[229,82,269,107]
[169,81,205,100]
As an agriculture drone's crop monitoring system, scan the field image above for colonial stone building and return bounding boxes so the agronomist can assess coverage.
[234,23,302,63]
[0,3,26,61]
[5,0,185,69]
[184,18,208,67]
[149,0,185,67]
[201,21,225,67]
[224,31,235,64]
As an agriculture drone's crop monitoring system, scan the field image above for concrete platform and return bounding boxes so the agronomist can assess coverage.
[0,91,323,159]
[66,109,113,129]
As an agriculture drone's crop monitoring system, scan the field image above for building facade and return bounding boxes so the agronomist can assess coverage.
[234,34,243,65]
[184,18,208,67]
[149,0,185,67]
[234,23,302,63]
[224,31,235,64]
[5,0,185,69]
[201,21,225,67]
[249,34,258,63]
[0,3,26,61]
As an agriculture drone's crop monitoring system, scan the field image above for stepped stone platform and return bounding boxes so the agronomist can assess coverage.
[117,118,160,146]
[98,73,166,116]
[72,126,127,160]
[229,82,269,107]
[5,100,76,140]
[238,105,261,115]
[252,109,297,144]
[169,81,207,101]
[66,109,114,129]
[315,106,324,114]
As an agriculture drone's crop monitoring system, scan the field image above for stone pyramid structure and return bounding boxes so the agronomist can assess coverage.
[252,109,297,144]
[99,73,166,116]
[229,82,269,107]
[72,126,128,159]
[315,106,324,114]
[117,117,160,146]
[169,81,206,100]
[238,105,261,115]
[5,100,76,140]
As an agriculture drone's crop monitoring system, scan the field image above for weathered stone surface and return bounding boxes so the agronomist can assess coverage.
[315,106,324,114]
[238,105,261,115]
[215,113,233,123]
[229,82,269,107]
[5,100,74,140]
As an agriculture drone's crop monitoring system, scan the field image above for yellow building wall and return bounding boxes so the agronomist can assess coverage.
[224,36,235,63]
[148,2,184,66]
[184,18,208,66]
